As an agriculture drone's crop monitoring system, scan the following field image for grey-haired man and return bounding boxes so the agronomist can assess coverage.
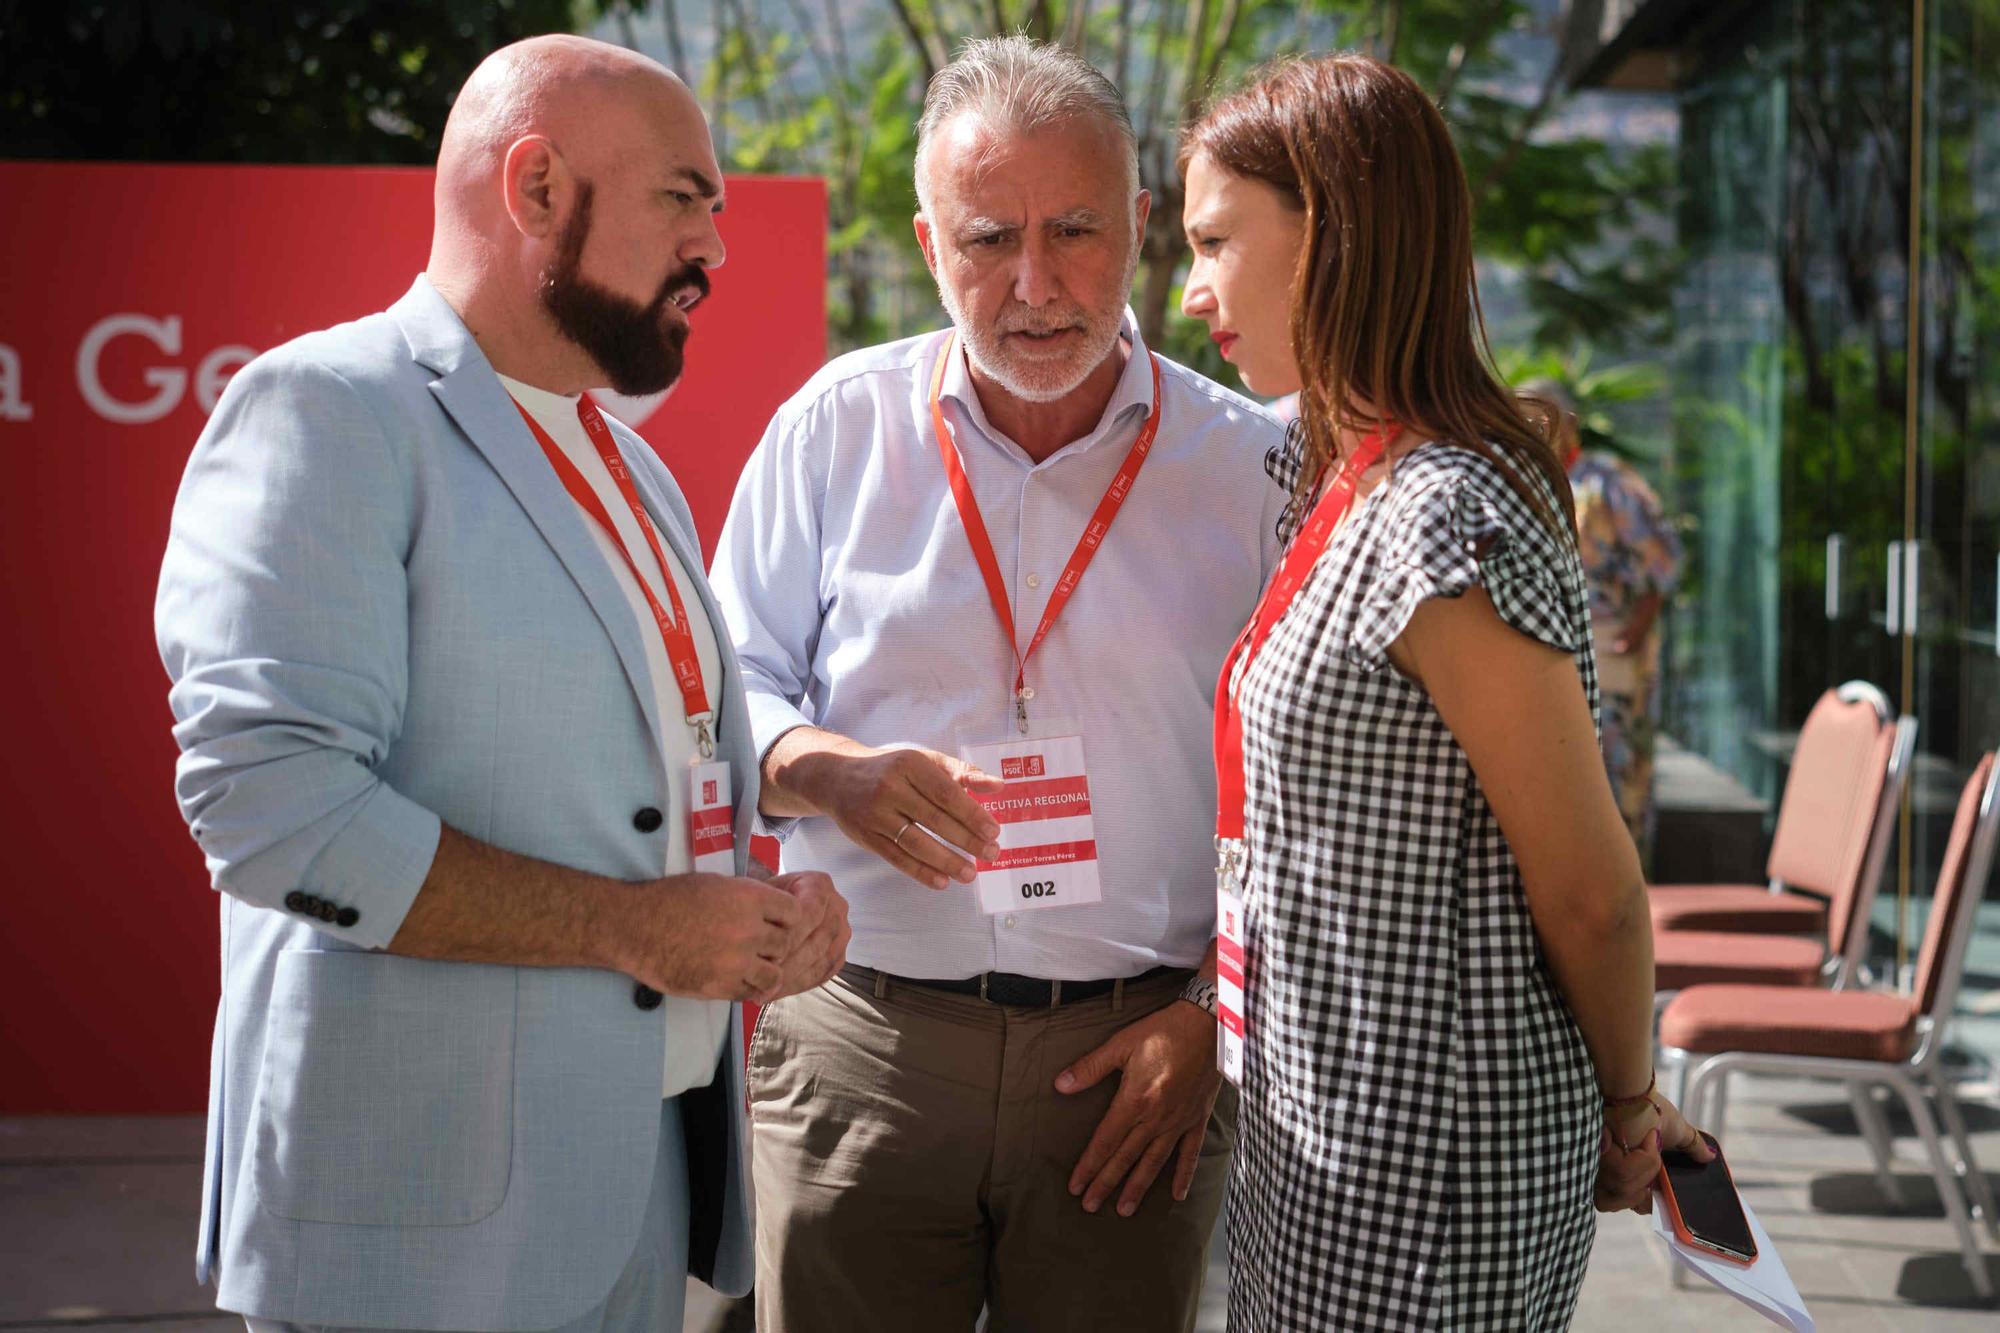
[711,37,1284,1331]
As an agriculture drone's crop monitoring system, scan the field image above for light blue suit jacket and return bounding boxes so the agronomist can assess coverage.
[154,276,757,1329]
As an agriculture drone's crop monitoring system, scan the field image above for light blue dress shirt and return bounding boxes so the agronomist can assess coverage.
[711,318,1286,979]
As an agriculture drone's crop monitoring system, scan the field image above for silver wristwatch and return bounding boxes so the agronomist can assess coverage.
[1181,973,1219,1019]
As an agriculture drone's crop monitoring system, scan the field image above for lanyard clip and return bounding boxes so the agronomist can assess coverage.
[1014,685,1033,735]
[692,713,716,760]
[1214,836,1245,887]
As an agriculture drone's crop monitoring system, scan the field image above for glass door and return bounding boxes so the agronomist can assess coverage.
[1659,0,1996,1061]
[1910,0,2000,1053]
[1664,0,1912,820]
[1668,17,1790,801]
[1779,0,1912,786]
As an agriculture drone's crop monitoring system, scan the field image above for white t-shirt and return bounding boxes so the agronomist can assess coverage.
[500,373,731,1099]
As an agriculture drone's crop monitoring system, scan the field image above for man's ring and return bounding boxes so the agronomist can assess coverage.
[893,820,914,850]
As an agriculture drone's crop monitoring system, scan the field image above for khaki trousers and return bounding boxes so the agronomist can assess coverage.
[748,966,1235,1333]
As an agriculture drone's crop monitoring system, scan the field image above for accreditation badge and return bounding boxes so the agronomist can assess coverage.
[961,733,1103,915]
[688,759,736,874]
[1208,872,1240,1080]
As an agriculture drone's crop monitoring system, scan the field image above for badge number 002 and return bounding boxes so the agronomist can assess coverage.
[962,734,1102,915]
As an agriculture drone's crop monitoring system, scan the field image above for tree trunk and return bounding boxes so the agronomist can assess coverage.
[658,0,691,79]
[1136,203,1182,347]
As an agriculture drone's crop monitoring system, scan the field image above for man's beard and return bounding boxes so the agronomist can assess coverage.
[539,183,709,397]
[937,246,1139,404]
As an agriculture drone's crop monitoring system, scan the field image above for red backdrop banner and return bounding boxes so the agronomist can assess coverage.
[0,162,824,1113]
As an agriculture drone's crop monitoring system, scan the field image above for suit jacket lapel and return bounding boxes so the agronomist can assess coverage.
[393,278,668,757]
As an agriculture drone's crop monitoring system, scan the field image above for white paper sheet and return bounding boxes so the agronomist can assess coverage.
[1649,1188,1814,1331]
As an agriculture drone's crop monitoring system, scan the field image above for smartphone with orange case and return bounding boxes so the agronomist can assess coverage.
[1659,1131,1757,1265]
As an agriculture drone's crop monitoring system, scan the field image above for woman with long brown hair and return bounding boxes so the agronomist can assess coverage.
[1179,54,1706,1328]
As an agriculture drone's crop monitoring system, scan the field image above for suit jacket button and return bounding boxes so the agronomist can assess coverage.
[284,891,308,913]
[335,907,360,928]
[633,983,664,1011]
[633,806,664,833]
[317,902,338,923]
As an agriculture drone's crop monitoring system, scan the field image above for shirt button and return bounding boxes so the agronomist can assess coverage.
[633,806,664,833]
[1025,573,1042,589]
[1004,915,1017,928]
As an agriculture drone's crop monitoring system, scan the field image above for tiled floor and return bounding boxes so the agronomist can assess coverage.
[5,1065,1996,1332]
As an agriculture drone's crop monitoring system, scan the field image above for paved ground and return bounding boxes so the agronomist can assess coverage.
[5,1065,1996,1332]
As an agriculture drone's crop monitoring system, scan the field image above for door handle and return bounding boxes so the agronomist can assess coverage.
[1886,541,1903,636]
[1903,540,1920,638]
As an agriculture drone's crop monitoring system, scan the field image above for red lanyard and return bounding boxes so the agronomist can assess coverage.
[510,392,716,757]
[930,331,1163,732]
[1214,428,1394,839]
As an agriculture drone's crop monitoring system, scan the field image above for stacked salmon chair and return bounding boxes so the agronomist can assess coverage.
[1652,684,1907,973]
[1653,685,1914,998]
[1659,753,2000,1301]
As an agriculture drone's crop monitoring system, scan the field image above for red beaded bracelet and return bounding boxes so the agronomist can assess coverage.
[1603,1070,1657,1111]
[1603,1072,1661,1152]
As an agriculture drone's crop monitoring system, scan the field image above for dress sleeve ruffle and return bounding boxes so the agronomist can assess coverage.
[1346,466,1586,673]
[1265,419,1309,544]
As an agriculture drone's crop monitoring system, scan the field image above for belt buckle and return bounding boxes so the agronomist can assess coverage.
[978,973,990,1002]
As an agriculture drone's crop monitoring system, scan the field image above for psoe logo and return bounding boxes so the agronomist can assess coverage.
[702,778,719,805]
[1000,754,1046,780]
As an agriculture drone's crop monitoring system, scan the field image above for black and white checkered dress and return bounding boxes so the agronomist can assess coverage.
[1225,439,1601,1331]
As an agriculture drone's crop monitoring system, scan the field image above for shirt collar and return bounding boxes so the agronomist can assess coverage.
[496,371,581,418]
[935,307,1155,463]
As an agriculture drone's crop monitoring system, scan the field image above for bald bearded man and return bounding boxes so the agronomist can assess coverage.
[154,35,847,1333]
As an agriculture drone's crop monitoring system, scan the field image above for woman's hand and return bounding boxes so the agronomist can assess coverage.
[1594,1089,1714,1214]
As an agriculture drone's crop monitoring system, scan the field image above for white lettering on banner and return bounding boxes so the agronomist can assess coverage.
[195,344,256,414]
[61,314,259,425]
[77,313,185,424]
[0,345,30,421]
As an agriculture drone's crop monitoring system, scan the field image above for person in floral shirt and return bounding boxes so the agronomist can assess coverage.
[1521,380,1683,861]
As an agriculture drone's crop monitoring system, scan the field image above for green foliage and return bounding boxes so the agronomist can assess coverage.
[667,0,1678,400]
[0,0,587,163]
[1495,343,1668,464]
[6,0,1679,416]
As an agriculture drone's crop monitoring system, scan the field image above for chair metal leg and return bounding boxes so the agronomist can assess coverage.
[1708,1068,1732,1144]
[1670,1047,1693,1120]
[1849,1081,1909,1209]
[1886,1072,1994,1301]
[1932,1072,1999,1240]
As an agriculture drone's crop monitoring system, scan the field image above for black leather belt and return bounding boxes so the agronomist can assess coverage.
[844,963,1178,1008]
